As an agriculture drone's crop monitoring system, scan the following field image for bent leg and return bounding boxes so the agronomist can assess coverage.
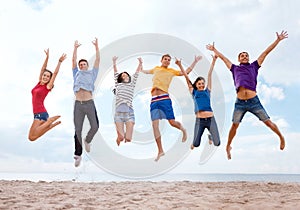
[115,122,125,146]
[263,119,285,150]
[209,116,220,146]
[168,119,187,142]
[28,116,61,141]
[152,120,164,161]
[227,123,239,160]
[192,118,205,148]
[85,105,99,144]
[124,121,135,142]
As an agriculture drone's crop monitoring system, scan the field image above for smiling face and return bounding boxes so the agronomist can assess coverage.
[195,79,205,91]
[192,76,206,91]
[78,60,89,71]
[121,72,130,83]
[161,54,171,68]
[238,52,250,64]
[41,70,52,84]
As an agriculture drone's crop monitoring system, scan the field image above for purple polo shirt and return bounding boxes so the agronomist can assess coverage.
[230,60,260,92]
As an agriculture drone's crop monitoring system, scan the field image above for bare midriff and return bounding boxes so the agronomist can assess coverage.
[196,111,214,118]
[237,87,256,100]
[75,89,93,101]
[151,87,167,96]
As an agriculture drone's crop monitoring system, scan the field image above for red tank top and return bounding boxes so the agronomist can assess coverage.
[31,82,51,114]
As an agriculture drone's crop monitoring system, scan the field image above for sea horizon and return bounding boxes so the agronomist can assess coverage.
[1,172,300,183]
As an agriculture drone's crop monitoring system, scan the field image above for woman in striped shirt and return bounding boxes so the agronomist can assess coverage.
[112,56,143,146]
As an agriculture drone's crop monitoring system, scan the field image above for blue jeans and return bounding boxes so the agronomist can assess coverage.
[232,95,270,123]
[193,116,220,147]
[34,112,49,121]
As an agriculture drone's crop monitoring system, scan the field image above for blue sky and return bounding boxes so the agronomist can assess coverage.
[0,0,299,178]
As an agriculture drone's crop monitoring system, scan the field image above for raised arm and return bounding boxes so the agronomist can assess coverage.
[112,56,118,73]
[206,42,232,70]
[39,49,49,81]
[92,37,100,69]
[207,54,218,91]
[257,30,288,66]
[185,55,202,75]
[176,58,193,93]
[47,53,67,90]
[72,40,81,70]
[136,57,143,72]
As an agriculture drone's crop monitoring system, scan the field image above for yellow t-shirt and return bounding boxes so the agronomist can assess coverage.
[149,66,181,93]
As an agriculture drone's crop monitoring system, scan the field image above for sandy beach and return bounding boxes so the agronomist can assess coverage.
[1,180,300,209]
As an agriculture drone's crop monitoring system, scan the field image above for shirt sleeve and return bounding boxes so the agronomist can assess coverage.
[114,72,119,86]
[131,72,139,86]
[73,67,79,78]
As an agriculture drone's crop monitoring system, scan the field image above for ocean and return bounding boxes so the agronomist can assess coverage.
[1,172,300,183]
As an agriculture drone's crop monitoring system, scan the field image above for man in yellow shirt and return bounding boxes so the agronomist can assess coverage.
[142,54,202,161]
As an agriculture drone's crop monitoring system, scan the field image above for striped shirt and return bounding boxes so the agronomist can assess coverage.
[114,72,139,109]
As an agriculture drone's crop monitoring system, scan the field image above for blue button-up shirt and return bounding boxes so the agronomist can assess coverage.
[73,67,99,93]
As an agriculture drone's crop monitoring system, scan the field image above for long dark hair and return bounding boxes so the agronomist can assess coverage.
[192,76,205,90]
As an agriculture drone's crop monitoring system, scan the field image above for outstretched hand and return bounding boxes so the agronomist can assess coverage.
[206,42,215,52]
[92,37,99,48]
[175,57,182,66]
[74,40,81,49]
[44,48,49,57]
[276,30,288,41]
[59,53,67,62]
[137,57,143,64]
[112,56,118,63]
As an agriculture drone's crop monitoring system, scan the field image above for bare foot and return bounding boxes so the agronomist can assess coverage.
[190,144,194,150]
[280,137,285,150]
[226,145,232,160]
[125,139,131,143]
[208,134,213,145]
[116,138,123,146]
[48,115,61,128]
[154,152,165,162]
[182,128,187,142]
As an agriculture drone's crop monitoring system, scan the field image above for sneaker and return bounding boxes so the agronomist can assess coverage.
[84,139,91,153]
[74,155,82,167]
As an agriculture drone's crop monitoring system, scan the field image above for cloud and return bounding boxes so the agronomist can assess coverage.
[0,0,300,177]
[257,83,285,105]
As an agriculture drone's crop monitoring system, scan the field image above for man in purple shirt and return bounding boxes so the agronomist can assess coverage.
[206,30,288,160]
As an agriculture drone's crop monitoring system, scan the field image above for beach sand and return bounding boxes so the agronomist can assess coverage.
[1,180,300,209]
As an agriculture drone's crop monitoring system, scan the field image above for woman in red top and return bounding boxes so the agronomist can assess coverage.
[28,49,66,141]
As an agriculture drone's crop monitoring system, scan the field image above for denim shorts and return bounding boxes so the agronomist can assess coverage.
[34,112,49,121]
[114,112,135,123]
[232,95,270,123]
[150,98,175,121]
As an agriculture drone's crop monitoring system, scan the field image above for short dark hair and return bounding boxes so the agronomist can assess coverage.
[161,54,171,60]
[117,72,131,83]
[238,52,248,59]
[78,59,89,66]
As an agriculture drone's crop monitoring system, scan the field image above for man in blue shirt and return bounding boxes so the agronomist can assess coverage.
[72,38,100,167]
[206,31,288,160]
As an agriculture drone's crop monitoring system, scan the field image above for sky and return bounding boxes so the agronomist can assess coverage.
[0,0,300,179]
